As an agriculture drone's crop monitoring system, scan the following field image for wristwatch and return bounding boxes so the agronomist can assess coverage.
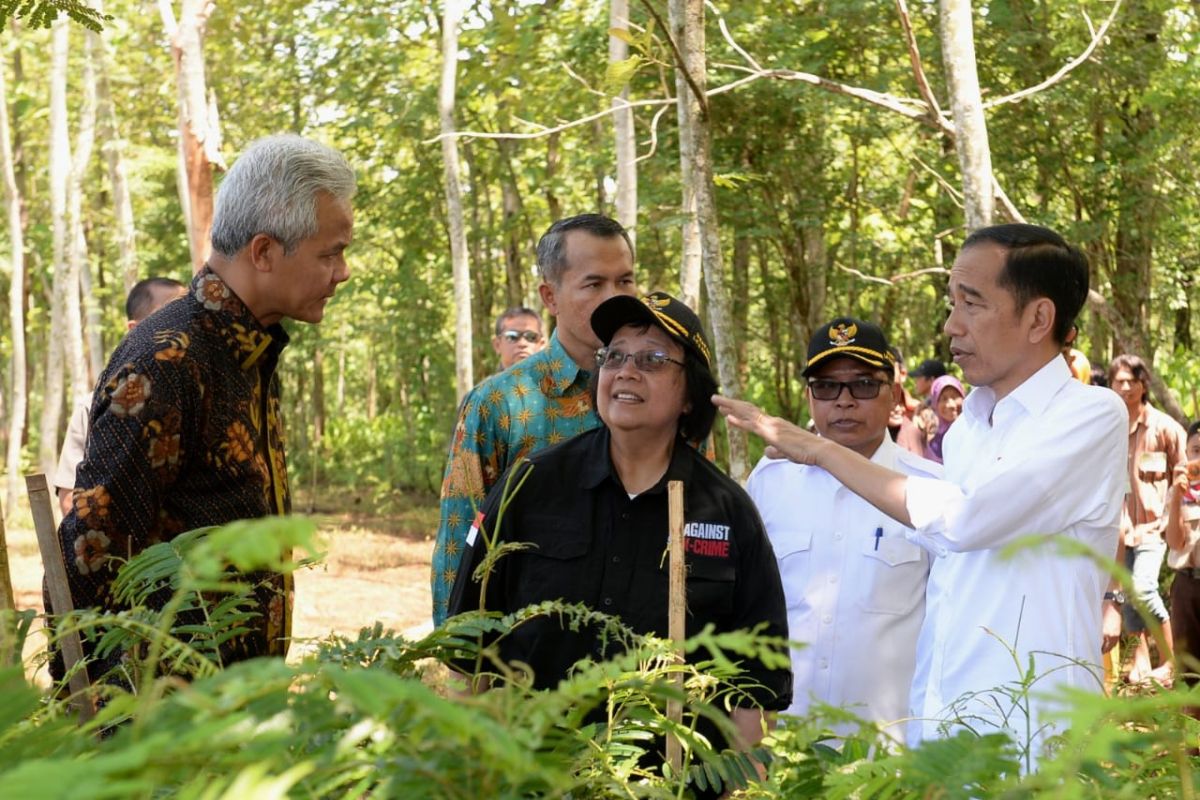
[1104,590,1126,605]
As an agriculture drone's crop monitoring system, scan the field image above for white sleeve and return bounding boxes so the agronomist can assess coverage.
[903,395,1126,555]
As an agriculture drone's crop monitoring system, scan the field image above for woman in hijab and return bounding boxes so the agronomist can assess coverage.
[924,374,965,464]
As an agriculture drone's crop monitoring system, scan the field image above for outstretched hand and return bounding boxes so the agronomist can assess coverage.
[711,394,824,466]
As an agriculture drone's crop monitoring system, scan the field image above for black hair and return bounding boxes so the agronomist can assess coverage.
[1107,354,1152,405]
[586,323,717,447]
[493,306,541,336]
[126,277,186,321]
[535,214,635,286]
[961,223,1089,346]
[1188,420,1200,440]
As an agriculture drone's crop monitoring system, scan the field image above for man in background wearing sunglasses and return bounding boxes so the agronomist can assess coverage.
[745,317,941,741]
[490,306,545,371]
[432,214,637,625]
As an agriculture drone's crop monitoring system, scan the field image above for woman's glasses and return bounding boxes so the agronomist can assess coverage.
[500,330,541,343]
[807,378,888,401]
[596,347,685,373]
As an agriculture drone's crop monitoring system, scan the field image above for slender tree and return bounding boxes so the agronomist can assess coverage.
[91,0,139,294]
[439,0,473,402]
[938,0,993,230]
[160,0,222,273]
[1,45,26,515]
[667,0,701,308]
[41,17,70,474]
[66,24,97,402]
[670,0,748,480]
[609,0,637,246]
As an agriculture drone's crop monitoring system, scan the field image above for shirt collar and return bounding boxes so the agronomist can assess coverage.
[191,267,290,371]
[963,353,1070,424]
[868,434,901,468]
[578,425,696,492]
[535,330,591,398]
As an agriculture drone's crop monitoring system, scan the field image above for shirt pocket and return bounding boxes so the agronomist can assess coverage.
[686,556,736,621]
[857,532,927,616]
[511,516,591,604]
[770,528,813,611]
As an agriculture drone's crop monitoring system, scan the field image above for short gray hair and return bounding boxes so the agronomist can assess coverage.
[535,213,634,285]
[210,134,356,258]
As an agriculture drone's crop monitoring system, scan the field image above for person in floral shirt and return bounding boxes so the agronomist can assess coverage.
[54,134,355,684]
[430,214,638,625]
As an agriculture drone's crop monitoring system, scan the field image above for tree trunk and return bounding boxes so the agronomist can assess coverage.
[672,0,748,480]
[0,50,27,516]
[336,349,346,408]
[668,0,702,308]
[90,2,139,294]
[939,0,994,231]
[40,18,71,474]
[609,0,637,246]
[496,139,525,308]
[66,29,97,405]
[161,0,221,273]
[439,0,473,402]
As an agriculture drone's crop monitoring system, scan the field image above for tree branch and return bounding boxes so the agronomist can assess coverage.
[893,0,946,123]
[984,0,1124,110]
[835,261,950,286]
[637,0,708,116]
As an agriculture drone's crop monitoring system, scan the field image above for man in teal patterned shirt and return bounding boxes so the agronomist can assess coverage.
[431,214,638,624]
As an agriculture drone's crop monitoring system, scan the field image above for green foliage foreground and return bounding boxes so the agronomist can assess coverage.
[1,518,1199,799]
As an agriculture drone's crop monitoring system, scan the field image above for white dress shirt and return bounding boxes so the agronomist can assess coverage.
[747,436,942,739]
[904,355,1126,762]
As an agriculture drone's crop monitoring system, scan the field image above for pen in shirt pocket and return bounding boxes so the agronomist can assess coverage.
[874,526,883,551]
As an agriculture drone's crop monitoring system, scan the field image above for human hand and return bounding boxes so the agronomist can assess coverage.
[711,394,823,466]
[1101,598,1122,654]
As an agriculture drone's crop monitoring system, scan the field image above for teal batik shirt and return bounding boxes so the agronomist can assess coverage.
[431,332,601,625]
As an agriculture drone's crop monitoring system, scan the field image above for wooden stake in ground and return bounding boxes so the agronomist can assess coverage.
[666,479,686,774]
[27,474,93,721]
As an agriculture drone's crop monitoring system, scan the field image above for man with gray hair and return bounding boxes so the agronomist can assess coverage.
[55,134,354,684]
[431,213,637,625]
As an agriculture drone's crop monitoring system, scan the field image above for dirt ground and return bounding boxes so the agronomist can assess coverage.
[5,488,439,684]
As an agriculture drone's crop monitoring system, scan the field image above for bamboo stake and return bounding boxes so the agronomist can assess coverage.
[26,474,93,721]
[666,479,686,774]
[0,502,15,611]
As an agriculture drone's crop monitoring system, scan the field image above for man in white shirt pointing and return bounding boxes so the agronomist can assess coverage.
[746,317,941,741]
[715,224,1126,769]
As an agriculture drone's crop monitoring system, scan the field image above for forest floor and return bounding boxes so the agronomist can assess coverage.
[7,487,440,685]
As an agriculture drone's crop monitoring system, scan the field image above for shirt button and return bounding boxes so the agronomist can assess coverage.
[828,575,838,584]
[819,658,829,669]
[620,512,629,520]
[603,597,613,607]
[834,531,843,540]
[612,555,621,564]
[822,614,833,624]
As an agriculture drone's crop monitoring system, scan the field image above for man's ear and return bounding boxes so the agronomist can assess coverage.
[538,281,558,316]
[1026,297,1056,345]
[247,234,277,273]
[491,336,502,356]
[891,381,904,406]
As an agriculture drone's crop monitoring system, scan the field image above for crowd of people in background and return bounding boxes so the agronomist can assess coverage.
[43,134,1200,783]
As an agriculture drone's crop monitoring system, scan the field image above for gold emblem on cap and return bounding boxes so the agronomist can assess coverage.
[644,294,671,309]
[829,322,857,346]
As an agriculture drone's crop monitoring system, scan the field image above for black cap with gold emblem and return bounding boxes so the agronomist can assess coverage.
[801,316,894,377]
[590,291,713,373]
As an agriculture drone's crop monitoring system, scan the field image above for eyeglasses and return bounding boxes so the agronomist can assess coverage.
[500,330,541,344]
[808,378,888,401]
[596,347,685,373]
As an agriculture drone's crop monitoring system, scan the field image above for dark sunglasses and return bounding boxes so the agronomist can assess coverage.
[808,378,889,401]
[596,347,685,373]
[500,330,541,344]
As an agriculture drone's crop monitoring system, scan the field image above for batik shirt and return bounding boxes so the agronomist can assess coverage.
[57,267,292,682]
[431,332,598,624]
